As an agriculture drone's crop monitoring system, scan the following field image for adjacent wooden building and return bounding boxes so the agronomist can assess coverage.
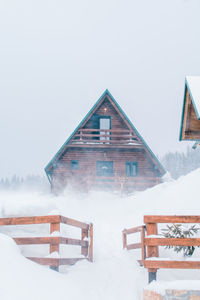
[45,90,165,193]
[180,76,200,146]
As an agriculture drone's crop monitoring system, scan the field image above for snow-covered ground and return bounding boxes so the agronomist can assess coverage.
[1,169,200,299]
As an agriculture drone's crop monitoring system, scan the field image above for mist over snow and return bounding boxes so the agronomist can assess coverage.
[1,0,200,298]
[0,0,199,177]
[0,169,200,299]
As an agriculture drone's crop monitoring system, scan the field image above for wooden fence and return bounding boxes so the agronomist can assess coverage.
[122,215,200,283]
[0,215,93,271]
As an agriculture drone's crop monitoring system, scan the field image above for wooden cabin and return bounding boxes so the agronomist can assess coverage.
[180,76,200,148]
[45,90,165,193]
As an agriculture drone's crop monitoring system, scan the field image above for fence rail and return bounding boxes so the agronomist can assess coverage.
[0,215,93,271]
[122,215,200,283]
[144,215,200,223]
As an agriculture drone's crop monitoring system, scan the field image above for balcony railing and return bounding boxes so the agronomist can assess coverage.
[69,129,142,146]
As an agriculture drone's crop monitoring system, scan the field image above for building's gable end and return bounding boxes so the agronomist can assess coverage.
[45,89,166,177]
[180,79,200,141]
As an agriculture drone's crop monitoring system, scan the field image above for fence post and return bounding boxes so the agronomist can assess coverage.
[81,228,88,257]
[122,230,127,249]
[50,222,60,271]
[141,226,146,264]
[88,223,93,262]
[146,222,158,283]
[148,271,157,283]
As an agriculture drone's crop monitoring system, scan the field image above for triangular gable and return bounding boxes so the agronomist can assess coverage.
[180,76,200,141]
[186,76,200,118]
[81,97,130,131]
[45,90,166,176]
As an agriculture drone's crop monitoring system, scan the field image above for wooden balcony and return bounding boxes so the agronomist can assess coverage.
[68,129,143,148]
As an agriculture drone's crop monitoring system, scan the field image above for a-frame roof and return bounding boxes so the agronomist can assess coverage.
[45,89,166,176]
[180,76,200,141]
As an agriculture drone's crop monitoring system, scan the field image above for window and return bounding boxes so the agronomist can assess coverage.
[99,117,111,130]
[91,115,111,141]
[99,117,111,141]
[71,160,79,170]
[126,162,138,177]
[96,161,113,176]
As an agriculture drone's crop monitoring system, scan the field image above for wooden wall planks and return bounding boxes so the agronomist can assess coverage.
[182,90,200,140]
[51,148,160,193]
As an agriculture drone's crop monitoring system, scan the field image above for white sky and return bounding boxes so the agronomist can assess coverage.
[0,0,199,177]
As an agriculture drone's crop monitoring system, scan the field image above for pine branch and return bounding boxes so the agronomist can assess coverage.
[161,224,200,256]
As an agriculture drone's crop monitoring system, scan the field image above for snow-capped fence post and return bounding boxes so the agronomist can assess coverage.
[81,228,88,257]
[50,221,60,271]
[145,221,159,283]
[141,225,146,263]
[50,222,60,252]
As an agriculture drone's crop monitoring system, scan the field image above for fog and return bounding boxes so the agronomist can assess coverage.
[0,0,199,177]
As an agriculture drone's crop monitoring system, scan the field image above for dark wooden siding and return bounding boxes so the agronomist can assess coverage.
[182,89,200,140]
[83,98,129,131]
[51,148,160,192]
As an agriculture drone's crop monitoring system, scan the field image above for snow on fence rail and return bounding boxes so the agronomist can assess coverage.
[0,215,93,271]
[122,215,200,283]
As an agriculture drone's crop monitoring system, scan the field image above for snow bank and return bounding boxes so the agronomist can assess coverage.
[0,168,200,299]
[0,233,66,300]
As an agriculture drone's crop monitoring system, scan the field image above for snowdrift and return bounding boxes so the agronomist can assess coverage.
[0,169,200,299]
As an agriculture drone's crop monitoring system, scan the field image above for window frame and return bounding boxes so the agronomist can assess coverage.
[96,161,114,177]
[92,115,111,140]
[125,161,138,177]
[99,116,111,130]
[70,160,79,170]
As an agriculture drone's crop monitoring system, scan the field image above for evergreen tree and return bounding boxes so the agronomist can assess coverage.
[161,147,200,179]
[0,175,49,193]
[162,224,199,256]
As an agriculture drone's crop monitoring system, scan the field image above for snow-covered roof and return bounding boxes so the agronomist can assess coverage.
[186,76,200,119]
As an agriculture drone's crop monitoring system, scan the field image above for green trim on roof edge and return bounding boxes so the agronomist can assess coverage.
[179,80,187,141]
[45,89,166,176]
